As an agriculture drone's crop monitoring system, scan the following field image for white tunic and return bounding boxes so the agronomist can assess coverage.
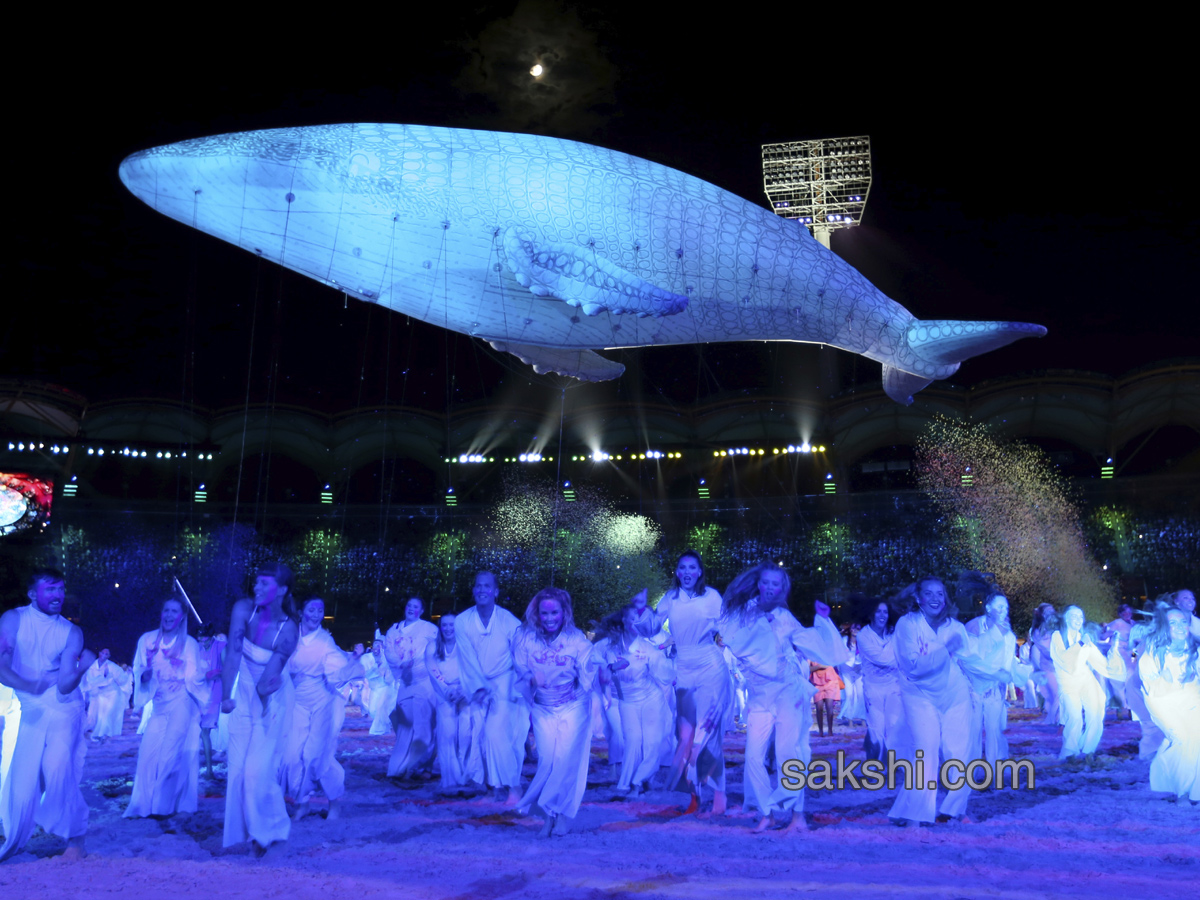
[857,625,906,756]
[455,606,528,789]
[514,628,594,818]
[283,628,362,803]
[428,642,483,788]
[601,635,674,791]
[1050,629,1107,758]
[0,605,88,857]
[125,631,207,817]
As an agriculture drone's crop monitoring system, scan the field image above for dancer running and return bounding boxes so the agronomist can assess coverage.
[888,577,974,826]
[513,587,594,836]
[221,563,298,852]
[657,550,732,814]
[383,597,439,778]
[125,598,207,818]
[856,595,904,761]
[1051,605,1110,767]
[719,562,847,833]
[0,568,95,860]
[1138,602,1200,803]
[284,598,365,821]
[427,612,483,791]
[456,571,528,804]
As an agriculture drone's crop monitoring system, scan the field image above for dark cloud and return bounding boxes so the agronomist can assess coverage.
[454,0,619,137]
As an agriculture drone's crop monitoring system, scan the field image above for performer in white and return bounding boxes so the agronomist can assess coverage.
[888,577,975,826]
[1100,604,1135,714]
[1028,604,1060,724]
[361,642,396,736]
[284,598,364,821]
[196,625,226,779]
[597,600,674,796]
[963,594,1028,767]
[1173,589,1200,639]
[125,598,207,818]
[455,571,528,804]
[221,563,299,852]
[1050,605,1110,765]
[382,597,439,777]
[657,550,732,815]
[1138,602,1200,802]
[857,597,904,760]
[513,587,594,836]
[83,648,125,740]
[0,568,95,860]
[0,681,17,793]
[426,612,482,790]
[719,562,847,833]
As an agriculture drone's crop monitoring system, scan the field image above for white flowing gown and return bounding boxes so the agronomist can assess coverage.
[125,630,207,817]
[223,631,295,848]
[601,635,674,791]
[1138,649,1200,801]
[427,642,483,789]
[84,659,125,738]
[513,628,594,819]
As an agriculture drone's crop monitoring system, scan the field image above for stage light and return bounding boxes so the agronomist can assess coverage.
[762,135,872,248]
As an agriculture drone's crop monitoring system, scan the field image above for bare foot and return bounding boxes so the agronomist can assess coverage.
[712,790,727,816]
[62,837,88,860]
[552,814,571,837]
[326,800,341,821]
[753,816,773,833]
[504,788,521,807]
[783,814,810,834]
[292,802,310,822]
[539,815,555,838]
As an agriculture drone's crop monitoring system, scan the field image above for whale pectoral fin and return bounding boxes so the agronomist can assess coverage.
[488,340,625,382]
[502,229,688,318]
[881,365,934,406]
[907,320,1047,367]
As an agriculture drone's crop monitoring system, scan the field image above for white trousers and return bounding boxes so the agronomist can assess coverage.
[888,688,972,824]
[1059,675,1105,758]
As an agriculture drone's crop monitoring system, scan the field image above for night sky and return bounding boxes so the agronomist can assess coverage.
[6,6,1195,419]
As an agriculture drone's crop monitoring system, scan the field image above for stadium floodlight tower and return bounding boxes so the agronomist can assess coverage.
[762,136,872,248]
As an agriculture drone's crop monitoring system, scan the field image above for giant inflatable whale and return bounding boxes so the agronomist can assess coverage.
[119,124,1045,403]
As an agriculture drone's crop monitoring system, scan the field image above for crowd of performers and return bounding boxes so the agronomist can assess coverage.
[0,560,1197,859]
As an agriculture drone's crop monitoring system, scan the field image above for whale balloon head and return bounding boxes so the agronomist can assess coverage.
[119,124,1045,402]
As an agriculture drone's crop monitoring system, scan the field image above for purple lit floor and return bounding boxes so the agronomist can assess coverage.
[3,708,1196,899]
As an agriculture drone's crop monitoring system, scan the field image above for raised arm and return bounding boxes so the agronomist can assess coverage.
[255,620,299,701]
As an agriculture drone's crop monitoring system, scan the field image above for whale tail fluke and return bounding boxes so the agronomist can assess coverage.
[907,320,1047,367]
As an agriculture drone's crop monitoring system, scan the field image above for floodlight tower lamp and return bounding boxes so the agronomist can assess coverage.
[762,136,873,248]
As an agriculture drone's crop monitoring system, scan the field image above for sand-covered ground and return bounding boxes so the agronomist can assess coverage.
[2,707,1196,900]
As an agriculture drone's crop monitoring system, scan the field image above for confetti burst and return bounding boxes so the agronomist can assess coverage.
[916,416,1116,628]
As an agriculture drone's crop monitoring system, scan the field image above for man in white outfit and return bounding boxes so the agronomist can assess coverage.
[0,568,95,860]
[454,571,528,804]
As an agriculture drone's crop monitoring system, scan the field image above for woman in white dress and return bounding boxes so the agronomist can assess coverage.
[361,643,397,736]
[597,600,674,796]
[856,596,904,761]
[125,598,207,818]
[656,550,732,815]
[284,598,365,820]
[888,577,975,826]
[1138,602,1200,802]
[426,612,482,790]
[1050,605,1109,765]
[719,562,847,833]
[85,649,125,740]
[513,587,594,837]
[383,598,439,777]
